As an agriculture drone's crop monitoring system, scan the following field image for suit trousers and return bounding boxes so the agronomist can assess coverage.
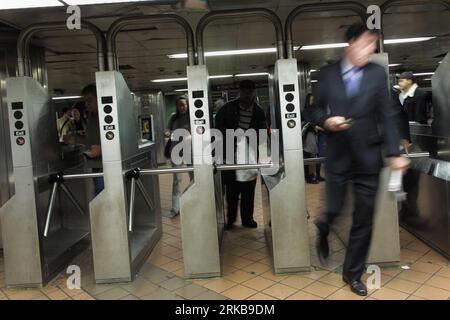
[224,177,257,225]
[325,170,380,281]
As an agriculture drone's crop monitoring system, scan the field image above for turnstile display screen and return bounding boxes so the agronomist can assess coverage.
[101,96,113,104]
[11,102,24,110]
[283,84,295,92]
[192,90,204,99]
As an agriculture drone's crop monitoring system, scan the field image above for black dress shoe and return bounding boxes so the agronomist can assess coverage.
[314,221,329,265]
[242,220,258,228]
[343,276,368,296]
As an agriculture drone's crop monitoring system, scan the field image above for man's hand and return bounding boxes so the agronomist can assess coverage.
[324,116,351,132]
[89,144,102,158]
[389,156,410,174]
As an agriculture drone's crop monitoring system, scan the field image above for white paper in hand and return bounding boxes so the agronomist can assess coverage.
[388,169,403,192]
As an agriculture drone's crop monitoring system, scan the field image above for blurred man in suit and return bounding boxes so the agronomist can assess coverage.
[311,23,410,296]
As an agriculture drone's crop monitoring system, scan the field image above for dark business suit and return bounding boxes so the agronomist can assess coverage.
[312,61,400,281]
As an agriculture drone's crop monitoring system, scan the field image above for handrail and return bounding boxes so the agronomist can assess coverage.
[196,8,284,65]
[285,1,367,59]
[17,21,106,76]
[106,14,195,70]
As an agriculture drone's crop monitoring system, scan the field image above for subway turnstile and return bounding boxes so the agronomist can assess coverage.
[181,65,223,278]
[0,77,90,287]
[90,71,162,283]
[262,59,310,273]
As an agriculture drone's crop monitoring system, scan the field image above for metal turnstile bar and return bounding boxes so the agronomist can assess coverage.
[128,177,137,232]
[139,167,194,175]
[215,163,273,171]
[303,152,430,165]
[135,179,155,212]
[44,182,59,237]
[63,172,104,180]
[59,183,85,216]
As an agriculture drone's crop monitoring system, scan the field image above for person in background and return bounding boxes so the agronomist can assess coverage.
[215,80,267,230]
[302,93,325,184]
[395,71,428,154]
[56,107,75,143]
[81,84,104,196]
[311,23,409,296]
[72,106,87,142]
[165,96,193,219]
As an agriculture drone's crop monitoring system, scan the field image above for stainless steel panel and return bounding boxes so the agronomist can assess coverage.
[262,59,310,273]
[432,52,450,139]
[91,71,162,283]
[180,65,221,278]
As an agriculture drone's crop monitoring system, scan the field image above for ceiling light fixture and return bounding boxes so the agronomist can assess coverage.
[384,37,436,44]
[168,47,300,59]
[52,95,83,100]
[388,64,402,67]
[64,0,159,5]
[235,72,269,77]
[0,0,63,10]
[413,72,435,76]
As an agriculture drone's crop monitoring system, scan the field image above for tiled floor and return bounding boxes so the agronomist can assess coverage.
[0,173,450,300]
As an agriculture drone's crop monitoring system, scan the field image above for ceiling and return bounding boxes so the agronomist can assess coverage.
[0,0,449,94]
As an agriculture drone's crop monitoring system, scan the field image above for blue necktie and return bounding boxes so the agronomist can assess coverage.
[344,67,361,98]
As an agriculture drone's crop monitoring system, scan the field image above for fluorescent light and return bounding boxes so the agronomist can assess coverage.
[311,80,318,83]
[423,79,432,81]
[0,0,63,10]
[65,0,156,5]
[52,96,82,100]
[209,75,233,79]
[235,72,269,77]
[175,89,188,92]
[414,72,435,76]
[389,64,401,67]
[152,77,187,83]
[310,69,318,73]
[168,47,300,59]
[384,37,436,44]
[152,75,233,82]
[300,43,349,50]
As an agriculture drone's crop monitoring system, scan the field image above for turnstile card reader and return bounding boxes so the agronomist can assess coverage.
[90,71,162,283]
[262,59,310,273]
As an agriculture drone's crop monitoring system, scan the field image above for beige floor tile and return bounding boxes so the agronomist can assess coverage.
[381,267,402,277]
[425,275,450,291]
[303,281,339,298]
[247,292,277,300]
[245,251,268,262]
[260,271,288,282]
[327,288,365,300]
[174,284,208,299]
[410,261,442,274]
[413,285,450,300]
[385,278,421,294]
[303,269,330,280]
[222,285,257,300]
[231,247,253,257]
[406,241,432,254]
[286,290,322,300]
[263,283,297,300]
[242,262,271,275]
[225,256,254,269]
[397,270,433,284]
[71,292,96,300]
[280,276,315,290]
[204,279,237,293]
[436,267,450,279]
[47,289,70,300]
[224,270,256,284]
[318,272,345,288]
[0,290,8,300]
[159,260,184,273]
[149,255,174,267]
[407,295,426,300]
[6,289,45,300]
[242,276,276,291]
[370,287,409,300]
[95,287,131,300]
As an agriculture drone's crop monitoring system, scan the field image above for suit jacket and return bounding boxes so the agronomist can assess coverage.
[394,87,428,141]
[311,60,400,175]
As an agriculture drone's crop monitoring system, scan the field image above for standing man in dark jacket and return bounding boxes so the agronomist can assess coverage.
[311,23,409,296]
[395,71,428,153]
[215,80,267,230]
